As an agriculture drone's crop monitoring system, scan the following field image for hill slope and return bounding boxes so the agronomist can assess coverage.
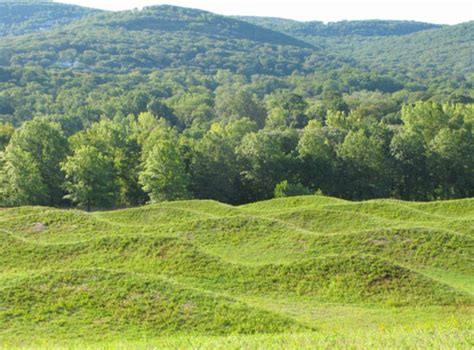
[238,16,473,78]
[235,17,442,37]
[0,1,101,37]
[3,4,469,79]
[0,5,316,75]
[0,195,472,348]
[344,22,474,76]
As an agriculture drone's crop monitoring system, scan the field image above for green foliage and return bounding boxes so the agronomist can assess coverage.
[0,122,14,150]
[70,117,144,205]
[189,123,242,204]
[215,89,267,128]
[0,146,46,205]
[0,2,100,37]
[0,4,472,207]
[139,137,190,203]
[297,120,335,193]
[274,180,311,198]
[2,100,471,207]
[61,145,119,210]
[337,129,391,199]
[1,118,68,205]
[390,129,430,200]
[238,17,442,37]
[237,129,299,201]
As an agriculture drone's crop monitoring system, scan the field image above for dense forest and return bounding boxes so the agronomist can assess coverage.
[0,1,100,37]
[0,2,473,208]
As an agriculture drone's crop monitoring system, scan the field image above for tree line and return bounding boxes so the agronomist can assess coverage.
[1,96,472,209]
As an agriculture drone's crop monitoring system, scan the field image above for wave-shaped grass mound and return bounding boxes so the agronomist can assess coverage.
[0,269,305,342]
[0,195,472,346]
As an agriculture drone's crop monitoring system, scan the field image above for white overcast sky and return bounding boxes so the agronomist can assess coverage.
[56,0,473,24]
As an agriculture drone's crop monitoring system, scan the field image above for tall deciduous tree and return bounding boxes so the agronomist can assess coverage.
[337,129,390,199]
[1,148,46,205]
[70,116,144,205]
[139,138,189,203]
[2,118,68,205]
[390,129,430,200]
[62,145,119,210]
[216,89,267,128]
[297,120,336,193]
[189,119,256,203]
[0,123,14,150]
[428,127,474,198]
[237,128,299,201]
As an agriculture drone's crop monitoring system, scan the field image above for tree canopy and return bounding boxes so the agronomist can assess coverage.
[0,4,472,208]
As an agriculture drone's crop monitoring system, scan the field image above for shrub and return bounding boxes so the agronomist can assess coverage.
[274,180,312,198]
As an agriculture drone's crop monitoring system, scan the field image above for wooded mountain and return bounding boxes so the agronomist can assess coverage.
[0,1,100,37]
[0,4,319,76]
[238,16,472,78]
[0,3,472,79]
[235,17,442,37]
[0,2,472,207]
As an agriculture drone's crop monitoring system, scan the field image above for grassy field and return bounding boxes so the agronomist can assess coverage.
[0,195,472,349]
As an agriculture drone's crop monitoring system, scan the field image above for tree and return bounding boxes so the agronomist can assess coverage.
[139,139,190,203]
[70,116,144,205]
[337,130,391,199]
[390,129,430,200]
[1,148,46,205]
[169,92,215,128]
[215,89,267,128]
[428,127,474,198]
[62,145,119,210]
[0,123,14,150]
[400,102,449,143]
[189,119,256,204]
[237,128,299,201]
[265,93,308,129]
[147,98,180,127]
[297,120,336,193]
[2,118,68,205]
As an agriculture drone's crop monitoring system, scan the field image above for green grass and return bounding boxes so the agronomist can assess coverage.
[0,195,473,349]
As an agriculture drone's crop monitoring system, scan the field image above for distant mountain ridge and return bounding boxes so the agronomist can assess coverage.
[0,2,446,40]
[0,4,319,75]
[0,1,101,37]
[0,3,471,81]
[234,17,443,37]
[96,5,312,47]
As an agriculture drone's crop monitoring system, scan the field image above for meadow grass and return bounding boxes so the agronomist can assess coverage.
[0,195,472,349]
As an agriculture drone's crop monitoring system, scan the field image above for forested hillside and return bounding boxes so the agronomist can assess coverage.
[0,5,313,75]
[0,1,100,37]
[236,17,442,37]
[0,3,472,209]
[239,17,472,81]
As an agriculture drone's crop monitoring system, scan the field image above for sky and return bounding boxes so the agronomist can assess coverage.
[56,0,473,24]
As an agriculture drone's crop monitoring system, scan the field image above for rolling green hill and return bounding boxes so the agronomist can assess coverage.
[0,195,472,349]
[0,5,316,76]
[1,4,471,79]
[0,1,101,37]
[345,22,474,77]
[235,17,442,37]
[0,4,472,132]
[0,4,472,348]
[238,16,473,78]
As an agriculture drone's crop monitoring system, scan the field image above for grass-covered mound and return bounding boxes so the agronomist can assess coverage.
[0,195,472,348]
[0,269,304,341]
